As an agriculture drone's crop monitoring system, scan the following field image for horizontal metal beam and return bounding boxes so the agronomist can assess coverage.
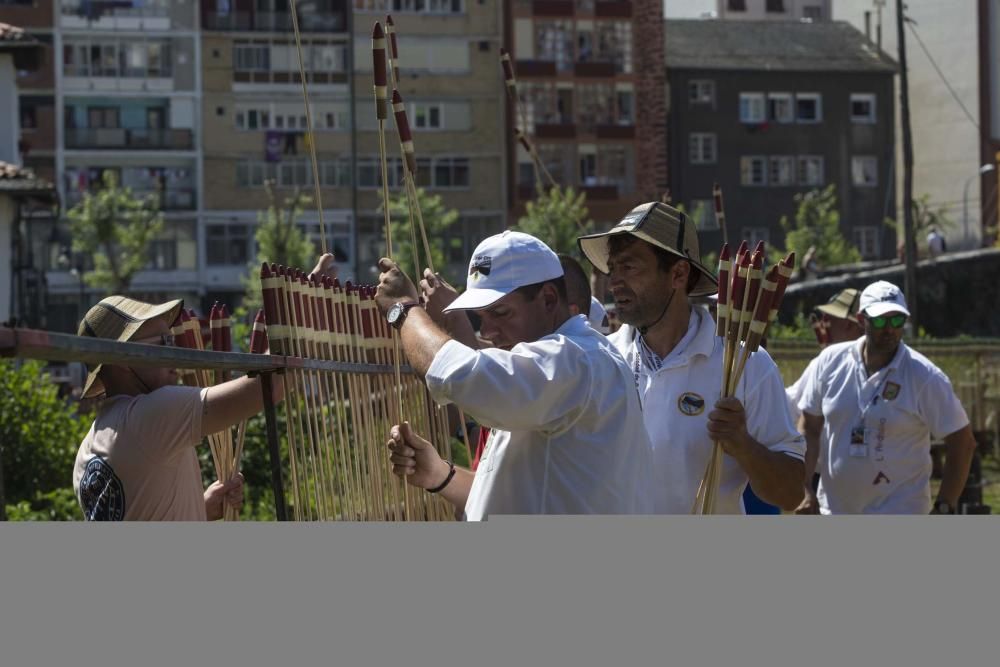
[0,327,411,375]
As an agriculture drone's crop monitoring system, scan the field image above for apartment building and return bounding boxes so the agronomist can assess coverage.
[505,0,667,230]
[666,19,897,259]
[351,0,507,284]
[199,0,351,305]
[4,1,202,332]
[717,0,831,22]
[7,1,509,329]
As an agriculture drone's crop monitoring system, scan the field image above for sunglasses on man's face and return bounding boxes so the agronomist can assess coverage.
[867,314,907,330]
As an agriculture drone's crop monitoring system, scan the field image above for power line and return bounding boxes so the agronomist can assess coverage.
[906,19,980,131]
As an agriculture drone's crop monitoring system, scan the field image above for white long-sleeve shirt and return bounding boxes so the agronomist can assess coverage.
[425,315,654,520]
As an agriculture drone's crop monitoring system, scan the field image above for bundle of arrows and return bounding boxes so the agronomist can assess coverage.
[692,242,795,514]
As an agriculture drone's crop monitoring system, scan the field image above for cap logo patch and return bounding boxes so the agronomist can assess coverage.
[469,255,492,279]
[615,207,650,229]
[677,392,706,416]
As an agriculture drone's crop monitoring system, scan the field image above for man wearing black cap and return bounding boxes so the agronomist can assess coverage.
[578,202,805,514]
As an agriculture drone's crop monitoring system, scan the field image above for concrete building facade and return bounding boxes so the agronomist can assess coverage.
[665,19,897,259]
[717,0,832,22]
[835,0,992,250]
[505,0,667,230]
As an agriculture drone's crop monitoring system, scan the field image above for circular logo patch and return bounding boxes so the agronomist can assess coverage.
[677,392,706,416]
[79,457,126,521]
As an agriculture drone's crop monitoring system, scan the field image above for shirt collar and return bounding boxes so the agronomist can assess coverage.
[850,336,908,373]
[555,313,592,338]
[627,305,715,366]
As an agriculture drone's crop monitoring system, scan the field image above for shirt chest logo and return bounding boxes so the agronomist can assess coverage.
[882,382,901,401]
[677,392,706,416]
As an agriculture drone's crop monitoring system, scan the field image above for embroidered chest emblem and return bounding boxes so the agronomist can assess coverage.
[882,382,901,401]
[677,392,705,416]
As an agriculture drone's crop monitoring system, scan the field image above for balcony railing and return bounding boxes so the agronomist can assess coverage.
[202,11,345,32]
[66,188,195,211]
[60,1,178,29]
[64,128,194,151]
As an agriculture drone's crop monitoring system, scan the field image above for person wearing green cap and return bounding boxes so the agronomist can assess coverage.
[72,296,281,521]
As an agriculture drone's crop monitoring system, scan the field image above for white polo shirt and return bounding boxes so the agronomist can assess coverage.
[786,357,820,427]
[425,314,654,520]
[609,307,805,514]
[799,338,969,514]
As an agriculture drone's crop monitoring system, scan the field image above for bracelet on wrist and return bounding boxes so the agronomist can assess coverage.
[427,461,456,494]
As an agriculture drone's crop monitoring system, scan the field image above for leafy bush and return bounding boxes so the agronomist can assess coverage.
[1,359,91,520]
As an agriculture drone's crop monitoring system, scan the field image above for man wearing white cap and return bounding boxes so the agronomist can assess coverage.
[374,231,653,519]
[578,202,806,514]
[72,296,281,520]
[797,281,976,514]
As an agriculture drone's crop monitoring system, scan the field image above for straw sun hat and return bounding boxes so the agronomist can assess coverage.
[77,296,184,398]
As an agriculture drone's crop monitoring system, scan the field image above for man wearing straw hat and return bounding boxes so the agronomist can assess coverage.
[577,202,805,514]
[72,296,278,521]
[787,288,864,427]
[796,281,976,514]
[375,230,653,519]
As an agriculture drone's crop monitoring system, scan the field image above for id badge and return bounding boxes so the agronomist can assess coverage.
[849,425,868,458]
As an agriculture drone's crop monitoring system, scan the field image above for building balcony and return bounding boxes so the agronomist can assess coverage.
[594,1,633,18]
[580,184,618,199]
[515,60,558,77]
[532,1,575,17]
[64,128,194,151]
[595,124,634,139]
[535,124,577,139]
[59,1,189,31]
[574,61,617,77]
[232,71,348,85]
[65,188,195,211]
[202,11,345,33]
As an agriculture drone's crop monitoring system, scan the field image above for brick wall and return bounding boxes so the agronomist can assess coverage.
[633,0,667,204]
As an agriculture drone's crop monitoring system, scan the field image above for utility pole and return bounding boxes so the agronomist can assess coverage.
[875,0,885,51]
[897,0,918,331]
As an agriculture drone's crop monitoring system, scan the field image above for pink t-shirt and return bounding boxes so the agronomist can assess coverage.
[73,385,209,521]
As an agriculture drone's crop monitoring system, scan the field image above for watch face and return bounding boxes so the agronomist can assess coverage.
[388,302,404,324]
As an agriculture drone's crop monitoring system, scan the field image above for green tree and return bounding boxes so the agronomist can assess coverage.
[1,359,91,520]
[67,170,165,294]
[514,185,595,261]
[234,184,317,349]
[382,186,460,284]
[771,185,861,268]
[883,193,954,254]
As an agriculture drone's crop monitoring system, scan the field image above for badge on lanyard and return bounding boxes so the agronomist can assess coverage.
[849,424,868,458]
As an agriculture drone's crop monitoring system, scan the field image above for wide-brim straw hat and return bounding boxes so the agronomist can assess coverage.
[577,202,718,298]
[814,288,861,322]
[78,296,184,398]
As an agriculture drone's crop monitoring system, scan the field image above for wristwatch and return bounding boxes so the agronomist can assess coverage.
[386,301,420,330]
[933,499,954,515]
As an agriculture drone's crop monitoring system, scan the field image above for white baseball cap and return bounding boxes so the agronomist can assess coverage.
[588,296,609,334]
[859,280,910,318]
[444,230,564,312]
